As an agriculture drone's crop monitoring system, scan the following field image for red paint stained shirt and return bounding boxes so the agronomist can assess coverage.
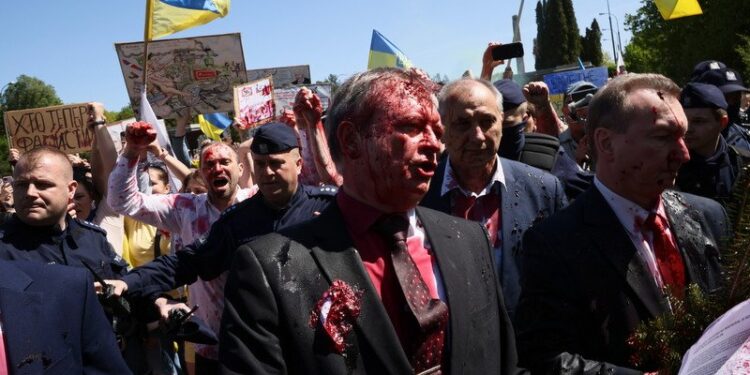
[336,191,444,344]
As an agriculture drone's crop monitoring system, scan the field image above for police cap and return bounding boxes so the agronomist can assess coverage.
[690,60,726,81]
[493,79,526,111]
[695,68,749,94]
[250,122,299,155]
[680,83,728,110]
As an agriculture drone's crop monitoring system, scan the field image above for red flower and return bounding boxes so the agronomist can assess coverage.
[309,280,363,354]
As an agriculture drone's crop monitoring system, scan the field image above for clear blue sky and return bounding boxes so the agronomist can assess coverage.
[0,0,641,111]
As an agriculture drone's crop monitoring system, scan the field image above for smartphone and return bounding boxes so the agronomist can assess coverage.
[491,42,524,61]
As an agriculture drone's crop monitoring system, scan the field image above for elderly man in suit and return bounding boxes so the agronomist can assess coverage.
[219,68,524,375]
[515,73,727,374]
[0,259,129,374]
[420,78,567,319]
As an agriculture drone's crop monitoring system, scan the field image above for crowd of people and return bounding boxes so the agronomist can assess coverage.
[0,42,749,375]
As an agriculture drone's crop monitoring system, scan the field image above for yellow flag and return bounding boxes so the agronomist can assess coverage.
[654,0,703,20]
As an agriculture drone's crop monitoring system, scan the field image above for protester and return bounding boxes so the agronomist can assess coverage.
[107,128,257,374]
[219,68,524,374]
[559,80,599,168]
[515,73,727,373]
[108,122,335,308]
[676,82,750,204]
[294,87,344,186]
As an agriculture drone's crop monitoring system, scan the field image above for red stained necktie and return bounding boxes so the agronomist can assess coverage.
[376,214,448,374]
[452,192,500,247]
[644,213,686,298]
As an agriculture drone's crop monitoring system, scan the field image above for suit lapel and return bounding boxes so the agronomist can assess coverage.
[417,207,471,373]
[583,188,668,318]
[308,205,412,374]
[0,262,44,374]
[661,191,717,292]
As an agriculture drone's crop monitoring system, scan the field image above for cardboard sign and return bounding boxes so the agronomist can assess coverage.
[543,67,609,95]
[234,77,275,130]
[246,65,311,87]
[3,103,93,154]
[273,84,332,116]
[115,33,248,119]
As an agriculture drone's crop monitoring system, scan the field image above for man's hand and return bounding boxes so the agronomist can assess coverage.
[87,102,106,128]
[122,121,157,159]
[480,42,504,81]
[278,109,297,128]
[523,81,552,108]
[154,297,191,322]
[8,148,19,166]
[293,87,323,128]
[95,279,129,296]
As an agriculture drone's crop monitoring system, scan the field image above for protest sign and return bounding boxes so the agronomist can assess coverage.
[543,67,608,95]
[3,103,93,154]
[234,77,275,129]
[247,65,311,87]
[273,84,332,117]
[115,33,247,119]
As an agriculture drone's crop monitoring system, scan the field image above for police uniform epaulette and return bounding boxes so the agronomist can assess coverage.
[309,185,338,196]
[76,219,108,235]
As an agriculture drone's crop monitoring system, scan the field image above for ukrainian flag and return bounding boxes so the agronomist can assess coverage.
[654,0,702,20]
[198,113,232,141]
[146,0,230,40]
[368,30,413,70]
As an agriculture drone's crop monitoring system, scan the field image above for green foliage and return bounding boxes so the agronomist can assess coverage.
[581,19,604,67]
[316,74,341,95]
[0,75,63,133]
[630,166,750,373]
[624,0,750,84]
[534,0,584,69]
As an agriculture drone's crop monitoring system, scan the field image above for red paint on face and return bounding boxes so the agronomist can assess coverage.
[200,144,240,201]
[348,74,442,212]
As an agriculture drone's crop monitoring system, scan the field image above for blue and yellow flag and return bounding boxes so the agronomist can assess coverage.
[198,113,232,141]
[367,30,412,70]
[654,0,702,20]
[146,0,230,40]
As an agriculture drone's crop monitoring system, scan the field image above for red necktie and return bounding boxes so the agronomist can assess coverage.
[376,214,448,374]
[644,213,686,298]
[452,192,500,247]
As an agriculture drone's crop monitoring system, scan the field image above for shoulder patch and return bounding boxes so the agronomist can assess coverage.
[78,219,107,235]
[309,185,338,196]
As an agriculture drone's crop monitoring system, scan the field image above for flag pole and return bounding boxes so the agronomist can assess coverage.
[142,0,152,110]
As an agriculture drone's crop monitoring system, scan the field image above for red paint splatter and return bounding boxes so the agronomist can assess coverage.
[192,216,209,234]
[126,121,157,146]
[309,280,362,354]
[175,195,195,209]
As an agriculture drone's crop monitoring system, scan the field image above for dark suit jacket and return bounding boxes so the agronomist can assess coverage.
[420,157,568,317]
[219,203,524,375]
[515,187,727,374]
[0,260,130,374]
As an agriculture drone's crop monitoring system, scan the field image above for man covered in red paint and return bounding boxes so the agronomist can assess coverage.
[219,68,524,374]
[107,132,257,373]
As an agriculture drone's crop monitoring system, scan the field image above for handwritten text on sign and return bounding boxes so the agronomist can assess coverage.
[4,103,93,154]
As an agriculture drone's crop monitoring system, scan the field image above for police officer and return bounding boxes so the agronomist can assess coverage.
[0,146,127,279]
[695,67,750,150]
[676,82,750,204]
[110,122,336,306]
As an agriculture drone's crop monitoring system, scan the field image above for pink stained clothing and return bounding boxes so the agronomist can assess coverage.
[297,128,322,186]
[107,154,258,360]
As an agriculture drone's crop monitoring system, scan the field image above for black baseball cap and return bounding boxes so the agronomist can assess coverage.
[695,68,749,94]
[493,79,527,111]
[690,60,726,81]
[680,82,728,110]
[250,122,299,155]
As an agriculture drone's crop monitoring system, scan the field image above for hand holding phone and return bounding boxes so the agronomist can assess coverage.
[491,42,524,61]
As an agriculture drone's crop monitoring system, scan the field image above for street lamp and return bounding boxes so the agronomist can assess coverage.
[601,0,619,65]
[599,11,624,62]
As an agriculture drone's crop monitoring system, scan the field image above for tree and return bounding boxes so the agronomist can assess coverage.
[624,0,750,83]
[316,74,341,95]
[534,1,547,70]
[0,75,63,175]
[542,0,569,69]
[561,0,582,63]
[581,19,604,66]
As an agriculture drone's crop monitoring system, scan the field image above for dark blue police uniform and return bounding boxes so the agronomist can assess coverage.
[0,215,128,279]
[677,137,748,204]
[121,184,336,298]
